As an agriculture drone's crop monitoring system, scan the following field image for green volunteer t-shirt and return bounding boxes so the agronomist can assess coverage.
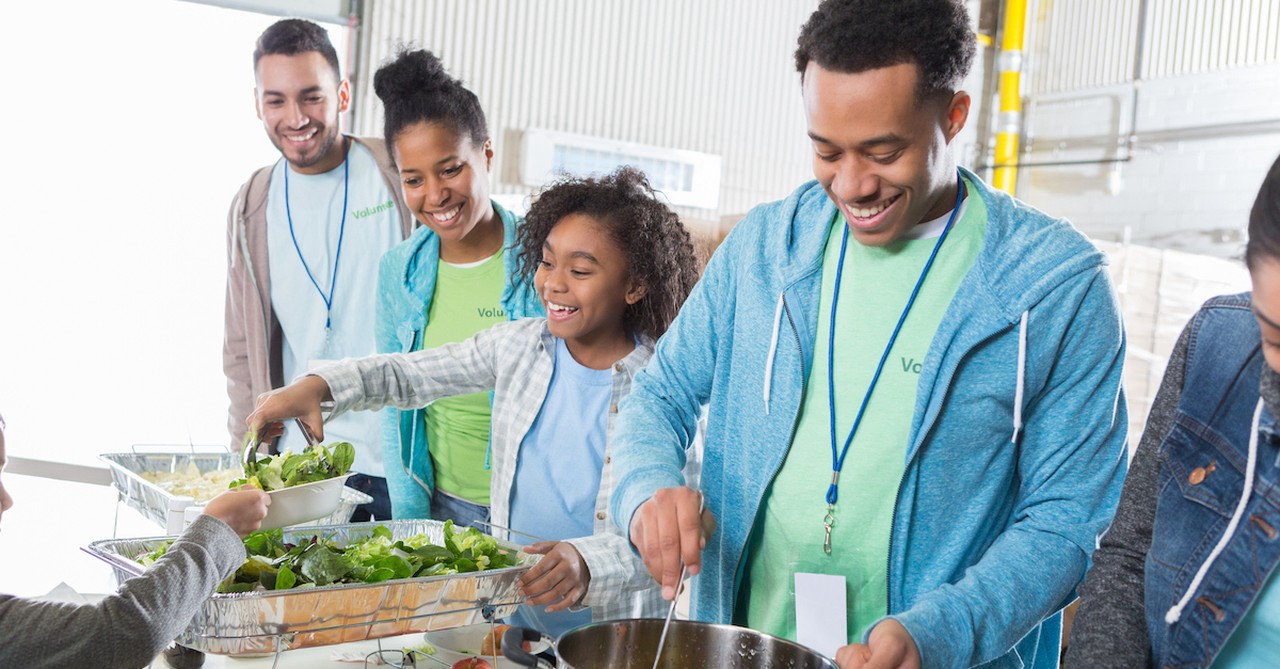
[420,250,508,504]
[739,183,986,643]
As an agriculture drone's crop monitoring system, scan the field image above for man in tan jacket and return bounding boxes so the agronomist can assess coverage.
[223,18,414,520]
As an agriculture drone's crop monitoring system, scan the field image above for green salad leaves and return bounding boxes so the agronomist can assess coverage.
[136,521,520,594]
[231,441,355,491]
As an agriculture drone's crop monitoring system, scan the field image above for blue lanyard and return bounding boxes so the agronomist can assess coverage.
[284,137,350,331]
[822,173,963,554]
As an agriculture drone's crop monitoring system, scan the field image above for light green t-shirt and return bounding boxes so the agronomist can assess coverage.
[421,250,508,504]
[739,186,986,643]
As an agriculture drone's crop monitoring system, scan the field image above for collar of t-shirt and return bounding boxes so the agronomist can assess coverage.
[900,196,969,241]
[443,248,502,269]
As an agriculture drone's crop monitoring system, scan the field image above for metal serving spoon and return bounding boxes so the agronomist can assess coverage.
[651,492,706,669]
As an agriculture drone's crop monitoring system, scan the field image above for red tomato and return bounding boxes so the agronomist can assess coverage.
[450,658,493,669]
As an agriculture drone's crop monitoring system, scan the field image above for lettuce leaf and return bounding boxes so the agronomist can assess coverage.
[231,441,356,492]
[138,523,522,594]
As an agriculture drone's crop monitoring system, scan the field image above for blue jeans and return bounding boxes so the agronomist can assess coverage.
[346,473,392,522]
[430,488,490,529]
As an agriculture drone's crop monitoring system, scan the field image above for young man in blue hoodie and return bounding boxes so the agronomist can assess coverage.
[610,1,1128,668]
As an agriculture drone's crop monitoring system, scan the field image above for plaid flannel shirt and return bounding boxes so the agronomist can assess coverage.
[316,317,669,620]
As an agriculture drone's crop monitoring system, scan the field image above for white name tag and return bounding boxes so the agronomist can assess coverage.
[795,572,848,659]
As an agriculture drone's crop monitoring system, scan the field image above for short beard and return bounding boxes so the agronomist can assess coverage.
[276,125,341,170]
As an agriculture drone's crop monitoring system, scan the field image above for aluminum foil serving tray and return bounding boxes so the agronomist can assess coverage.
[101,449,241,532]
[83,520,531,655]
[100,450,370,533]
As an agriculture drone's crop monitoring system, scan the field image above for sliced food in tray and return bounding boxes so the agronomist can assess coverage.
[101,447,371,533]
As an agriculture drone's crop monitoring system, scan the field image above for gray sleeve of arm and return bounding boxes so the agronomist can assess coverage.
[1064,322,1191,667]
[0,514,245,669]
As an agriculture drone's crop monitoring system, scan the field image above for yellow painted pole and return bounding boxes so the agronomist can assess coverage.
[993,0,1028,194]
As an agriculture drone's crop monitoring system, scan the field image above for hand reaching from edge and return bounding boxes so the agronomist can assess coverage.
[202,486,271,537]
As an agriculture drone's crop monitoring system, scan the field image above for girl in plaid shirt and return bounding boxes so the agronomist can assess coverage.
[249,166,701,635]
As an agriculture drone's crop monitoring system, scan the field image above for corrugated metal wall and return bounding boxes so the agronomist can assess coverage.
[1025,0,1140,94]
[1026,0,1280,96]
[349,0,821,224]
[1144,0,1280,77]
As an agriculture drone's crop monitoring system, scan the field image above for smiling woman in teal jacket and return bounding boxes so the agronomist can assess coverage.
[372,49,542,521]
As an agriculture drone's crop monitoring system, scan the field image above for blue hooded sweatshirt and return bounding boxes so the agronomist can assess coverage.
[374,201,544,519]
[611,169,1128,669]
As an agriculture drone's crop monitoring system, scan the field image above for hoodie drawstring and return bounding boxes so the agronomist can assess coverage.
[1164,396,1263,624]
[1012,311,1028,444]
[763,293,785,415]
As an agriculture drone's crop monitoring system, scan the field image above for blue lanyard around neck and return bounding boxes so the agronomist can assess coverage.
[825,172,964,508]
[284,137,350,331]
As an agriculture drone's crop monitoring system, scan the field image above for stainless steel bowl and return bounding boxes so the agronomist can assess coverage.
[504,618,840,669]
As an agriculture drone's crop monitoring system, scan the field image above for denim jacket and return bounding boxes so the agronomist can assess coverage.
[1146,293,1280,666]
[374,202,544,518]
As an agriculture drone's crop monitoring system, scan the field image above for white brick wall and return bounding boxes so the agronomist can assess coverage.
[1017,62,1280,259]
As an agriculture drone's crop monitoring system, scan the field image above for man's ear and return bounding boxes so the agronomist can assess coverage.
[943,90,971,143]
[338,79,351,114]
[253,87,263,121]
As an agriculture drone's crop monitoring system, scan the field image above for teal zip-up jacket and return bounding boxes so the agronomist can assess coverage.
[611,169,1128,669]
[375,201,544,519]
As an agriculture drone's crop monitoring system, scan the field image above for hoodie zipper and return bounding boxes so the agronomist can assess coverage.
[732,297,808,609]
[884,322,1014,613]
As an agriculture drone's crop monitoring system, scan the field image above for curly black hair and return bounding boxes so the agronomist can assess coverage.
[516,167,699,340]
[253,19,341,82]
[373,48,489,156]
[1247,154,1280,270]
[795,0,975,101]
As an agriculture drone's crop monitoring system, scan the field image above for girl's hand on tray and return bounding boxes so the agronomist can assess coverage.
[517,541,590,612]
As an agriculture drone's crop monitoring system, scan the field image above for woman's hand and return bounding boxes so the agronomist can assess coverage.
[202,486,271,536]
[517,541,591,612]
[246,375,333,443]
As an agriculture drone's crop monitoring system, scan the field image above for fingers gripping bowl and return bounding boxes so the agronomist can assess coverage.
[236,440,356,530]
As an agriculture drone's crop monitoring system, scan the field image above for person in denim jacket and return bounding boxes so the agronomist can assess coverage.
[1067,156,1280,667]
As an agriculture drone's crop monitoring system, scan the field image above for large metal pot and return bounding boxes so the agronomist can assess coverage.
[503,618,840,669]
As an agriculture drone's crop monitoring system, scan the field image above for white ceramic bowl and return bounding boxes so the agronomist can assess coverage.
[423,623,550,668]
[259,473,353,531]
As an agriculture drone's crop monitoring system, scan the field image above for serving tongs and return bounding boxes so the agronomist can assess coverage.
[241,429,264,471]
[242,418,325,470]
[293,418,322,448]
